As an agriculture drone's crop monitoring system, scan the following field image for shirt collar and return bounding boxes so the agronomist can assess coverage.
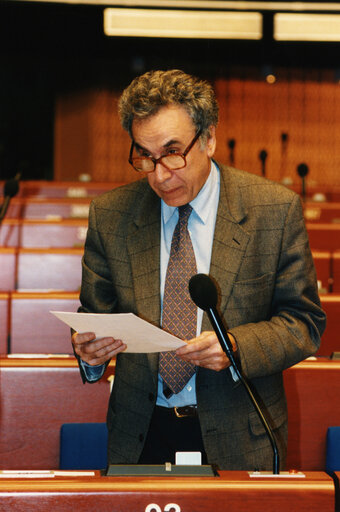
[162,160,219,225]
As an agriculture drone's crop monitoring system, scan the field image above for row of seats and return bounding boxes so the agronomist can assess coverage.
[5,197,91,220]
[1,220,340,254]
[0,247,83,291]
[0,218,88,248]
[0,180,119,199]
[312,250,340,293]
[2,179,340,201]
[3,196,340,224]
[1,247,339,294]
[0,357,114,470]
[304,202,340,223]
[0,291,338,357]
[0,291,80,355]
[1,355,339,471]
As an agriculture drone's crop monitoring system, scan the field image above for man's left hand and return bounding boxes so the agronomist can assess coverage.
[175,330,237,372]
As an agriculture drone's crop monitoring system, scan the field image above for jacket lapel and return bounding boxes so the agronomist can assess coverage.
[202,164,250,331]
[127,183,161,326]
[126,182,161,383]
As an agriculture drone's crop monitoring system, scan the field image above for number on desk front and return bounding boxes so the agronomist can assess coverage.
[145,504,181,512]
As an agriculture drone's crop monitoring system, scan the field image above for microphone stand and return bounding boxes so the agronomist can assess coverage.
[189,273,280,474]
[227,139,235,166]
[297,163,309,202]
[205,306,280,474]
[259,149,268,178]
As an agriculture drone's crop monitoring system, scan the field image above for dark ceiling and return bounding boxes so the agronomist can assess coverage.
[0,1,339,180]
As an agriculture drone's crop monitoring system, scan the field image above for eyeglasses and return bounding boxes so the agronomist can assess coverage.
[128,129,202,173]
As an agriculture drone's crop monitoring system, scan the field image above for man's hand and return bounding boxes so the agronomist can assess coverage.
[71,331,127,366]
[175,330,237,372]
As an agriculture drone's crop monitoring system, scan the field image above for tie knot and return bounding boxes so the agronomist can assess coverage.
[178,204,193,224]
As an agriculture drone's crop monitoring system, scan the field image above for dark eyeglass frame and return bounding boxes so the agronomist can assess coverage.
[128,129,202,173]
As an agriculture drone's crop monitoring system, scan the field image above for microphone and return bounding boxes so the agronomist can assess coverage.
[297,163,309,202]
[227,139,236,166]
[189,273,280,474]
[0,173,21,224]
[259,149,268,177]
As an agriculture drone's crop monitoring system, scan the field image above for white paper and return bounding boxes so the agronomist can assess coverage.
[176,452,202,466]
[51,311,186,353]
[0,470,96,479]
[0,470,55,479]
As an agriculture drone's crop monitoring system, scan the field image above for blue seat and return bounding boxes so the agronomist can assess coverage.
[59,422,108,470]
[326,426,340,473]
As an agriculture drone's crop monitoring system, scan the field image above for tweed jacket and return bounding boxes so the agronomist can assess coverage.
[78,163,326,470]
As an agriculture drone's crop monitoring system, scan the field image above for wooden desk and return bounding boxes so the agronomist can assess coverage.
[0,293,9,354]
[0,219,20,247]
[1,357,339,472]
[312,251,332,293]
[318,295,340,356]
[0,218,88,248]
[16,248,83,291]
[0,471,334,512]
[9,291,80,354]
[20,219,89,248]
[17,180,121,199]
[7,197,91,220]
[0,248,16,291]
[333,252,340,293]
[307,223,340,252]
[284,358,340,471]
[0,357,115,470]
[304,202,340,223]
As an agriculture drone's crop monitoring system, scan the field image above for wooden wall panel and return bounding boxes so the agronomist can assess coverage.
[54,70,339,186]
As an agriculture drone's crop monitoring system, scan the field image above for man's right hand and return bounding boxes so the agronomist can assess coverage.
[71,332,127,366]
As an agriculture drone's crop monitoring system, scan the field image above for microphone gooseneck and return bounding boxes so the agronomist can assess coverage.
[297,163,309,202]
[189,273,280,474]
[259,149,268,177]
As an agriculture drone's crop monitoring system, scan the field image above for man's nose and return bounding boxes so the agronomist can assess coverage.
[153,162,172,183]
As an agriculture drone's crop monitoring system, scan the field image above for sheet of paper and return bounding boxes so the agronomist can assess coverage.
[51,311,186,353]
[0,470,55,478]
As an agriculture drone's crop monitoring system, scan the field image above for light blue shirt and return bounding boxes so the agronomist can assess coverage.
[82,161,221,405]
[157,161,220,407]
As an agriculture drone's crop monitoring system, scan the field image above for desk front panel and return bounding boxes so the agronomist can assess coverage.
[0,359,114,469]
[284,359,340,470]
[0,471,335,512]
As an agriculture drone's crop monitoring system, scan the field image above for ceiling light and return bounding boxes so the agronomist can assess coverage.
[274,13,340,41]
[103,8,262,40]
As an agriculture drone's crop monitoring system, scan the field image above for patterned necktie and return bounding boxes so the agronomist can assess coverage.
[159,203,197,395]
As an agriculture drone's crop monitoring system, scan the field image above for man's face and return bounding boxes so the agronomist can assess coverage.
[131,105,216,207]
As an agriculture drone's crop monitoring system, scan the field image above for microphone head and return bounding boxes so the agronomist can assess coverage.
[297,163,309,178]
[259,149,268,161]
[189,273,218,311]
[4,178,19,198]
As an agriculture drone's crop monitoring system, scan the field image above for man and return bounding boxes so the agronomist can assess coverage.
[72,69,326,470]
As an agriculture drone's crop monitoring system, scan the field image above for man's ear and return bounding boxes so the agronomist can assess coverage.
[206,125,217,157]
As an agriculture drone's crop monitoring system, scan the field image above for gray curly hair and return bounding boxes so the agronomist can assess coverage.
[118,69,219,142]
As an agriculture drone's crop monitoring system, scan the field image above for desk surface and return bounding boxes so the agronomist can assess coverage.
[0,471,335,512]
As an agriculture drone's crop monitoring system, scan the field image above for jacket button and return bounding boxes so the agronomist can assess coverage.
[139,433,144,442]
